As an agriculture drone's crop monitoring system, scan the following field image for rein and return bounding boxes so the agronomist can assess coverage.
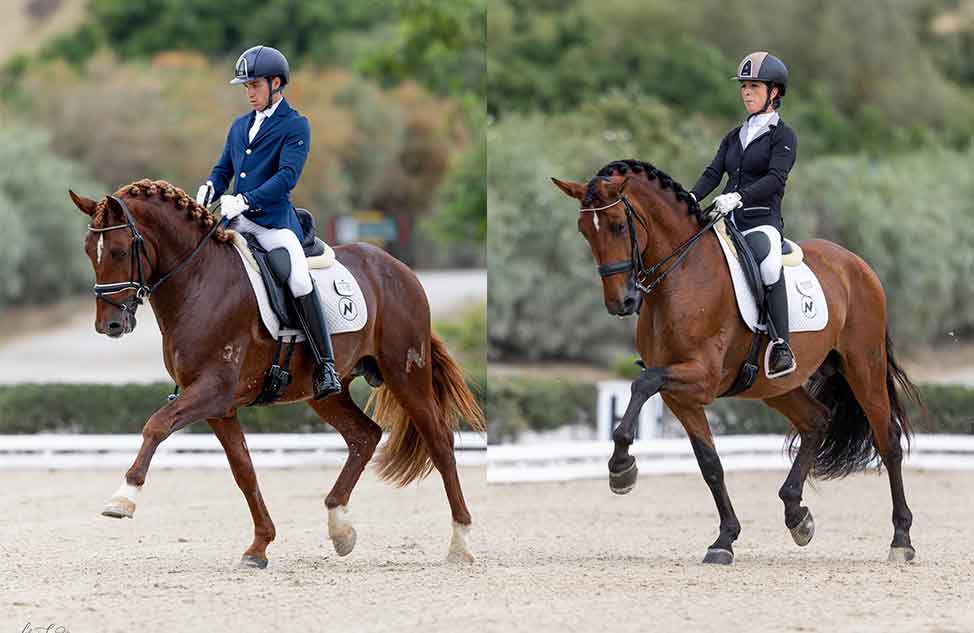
[87,196,228,315]
[580,196,719,296]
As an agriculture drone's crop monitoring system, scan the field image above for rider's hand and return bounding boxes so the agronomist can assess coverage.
[220,194,249,220]
[196,181,215,207]
[714,192,742,216]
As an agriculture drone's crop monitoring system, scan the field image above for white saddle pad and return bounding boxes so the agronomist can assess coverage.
[713,223,828,333]
[229,233,368,340]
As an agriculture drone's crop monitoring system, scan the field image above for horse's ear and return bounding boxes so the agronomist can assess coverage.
[105,195,126,218]
[551,177,585,200]
[69,190,98,217]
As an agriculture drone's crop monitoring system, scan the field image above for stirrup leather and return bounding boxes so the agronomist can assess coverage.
[764,338,797,379]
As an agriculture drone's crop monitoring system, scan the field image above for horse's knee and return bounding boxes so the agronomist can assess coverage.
[142,420,170,445]
[633,367,666,396]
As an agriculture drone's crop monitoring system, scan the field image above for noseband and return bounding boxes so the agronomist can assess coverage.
[87,196,227,316]
[579,195,719,296]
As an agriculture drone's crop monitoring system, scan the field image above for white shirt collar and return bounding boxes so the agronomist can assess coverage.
[739,110,779,149]
[745,110,778,129]
[256,97,283,120]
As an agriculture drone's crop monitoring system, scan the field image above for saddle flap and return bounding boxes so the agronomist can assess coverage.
[723,220,765,308]
[266,248,292,287]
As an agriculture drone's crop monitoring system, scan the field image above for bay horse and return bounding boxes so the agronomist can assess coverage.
[552,160,920,565]
[68,179,484,568]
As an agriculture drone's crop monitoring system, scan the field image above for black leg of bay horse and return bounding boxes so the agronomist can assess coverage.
[764,389,830,546]
[608,367,665,494]
[839,343,916,561]
[665,399,741,565]
[208,413,276,569]
[102,379,234,519]
[305,385,383,557]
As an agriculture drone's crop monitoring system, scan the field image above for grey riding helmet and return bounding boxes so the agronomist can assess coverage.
[231,45,290,88]
[733,51,788,96]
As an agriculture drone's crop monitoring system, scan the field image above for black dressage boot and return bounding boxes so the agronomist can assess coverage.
[765,272,797,379]
[293,281,342,399]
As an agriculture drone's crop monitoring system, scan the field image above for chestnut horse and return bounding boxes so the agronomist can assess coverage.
[69,179,484,568]
[553,160,920,565]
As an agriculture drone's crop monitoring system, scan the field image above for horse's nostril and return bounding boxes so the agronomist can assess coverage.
[107,320,123,334]
[623,297,636,312]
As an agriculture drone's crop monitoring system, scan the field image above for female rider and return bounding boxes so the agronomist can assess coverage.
[690,51,798,379]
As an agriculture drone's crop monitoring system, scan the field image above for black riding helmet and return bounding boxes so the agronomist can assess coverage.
[231,45,290,109]
[733,51,788,113]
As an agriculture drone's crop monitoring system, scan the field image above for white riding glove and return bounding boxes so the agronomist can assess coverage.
[714,192,743,216]
[196,181,214,207]
[220,194,249,220]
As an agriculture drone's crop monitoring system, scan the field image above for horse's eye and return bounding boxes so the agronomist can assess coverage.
[611,222,626,234]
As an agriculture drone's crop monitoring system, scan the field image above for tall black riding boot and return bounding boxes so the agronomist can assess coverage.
[765,272,797,378]
[293,282,342,399]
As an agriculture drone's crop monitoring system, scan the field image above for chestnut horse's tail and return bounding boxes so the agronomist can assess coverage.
[807,331,920,479]
[367,334,485,486]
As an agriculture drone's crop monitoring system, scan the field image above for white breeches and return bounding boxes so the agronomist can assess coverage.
[232,214,313,297]
[742,225,783,286]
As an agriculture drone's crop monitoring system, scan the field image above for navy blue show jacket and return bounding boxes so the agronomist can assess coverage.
[208,98,310,240]
[690,119,797,233]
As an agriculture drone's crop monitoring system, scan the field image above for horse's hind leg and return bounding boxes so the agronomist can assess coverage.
[380,363,475,563]
[208,414,276,569]
[763,388,830,546]
[305,387,382,557]
[665,398,741,565]
[838,344,915,561]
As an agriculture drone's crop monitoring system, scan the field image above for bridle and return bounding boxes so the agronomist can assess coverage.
[87,195,227,316]
[579,195,719,296]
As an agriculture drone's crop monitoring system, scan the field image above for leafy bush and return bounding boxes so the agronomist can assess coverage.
[488,376,597,443]
[0,124,104,308]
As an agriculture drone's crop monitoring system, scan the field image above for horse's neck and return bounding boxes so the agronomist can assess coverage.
[637,189,700,268]
[144,219,239,337]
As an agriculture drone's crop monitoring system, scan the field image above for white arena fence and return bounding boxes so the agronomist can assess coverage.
[487,434,974,484]
[0,432,485,470]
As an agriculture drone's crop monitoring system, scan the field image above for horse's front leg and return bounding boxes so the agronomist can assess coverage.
[102,381,233,519]
[609,360,715,494]
[208,414,276,568]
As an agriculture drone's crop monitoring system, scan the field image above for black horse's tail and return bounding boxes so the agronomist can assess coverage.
[799,331,920,480]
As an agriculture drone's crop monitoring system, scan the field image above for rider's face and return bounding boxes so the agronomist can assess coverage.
[740,81,777,114]
[244,77,280,111]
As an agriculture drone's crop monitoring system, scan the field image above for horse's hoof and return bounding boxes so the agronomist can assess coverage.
[331,525,357,557]
[327,505,357,557]
[239,554,268,569]
[101,497,135,519]
[609,460,638,495]
[888,546,916,563]
[789,508,815,547]
[446,548,476,564]
[702,548,734,565]
[447,522,475,564]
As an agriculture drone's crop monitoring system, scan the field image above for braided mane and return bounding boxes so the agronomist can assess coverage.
[584,160,705,224]
[93,179,232,243]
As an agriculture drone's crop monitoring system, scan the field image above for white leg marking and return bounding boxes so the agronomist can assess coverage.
[447,521,475,563]
[327,504,357,557]
[103,479,141,518]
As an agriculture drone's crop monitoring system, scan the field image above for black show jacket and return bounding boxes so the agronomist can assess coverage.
[690,120,797,232]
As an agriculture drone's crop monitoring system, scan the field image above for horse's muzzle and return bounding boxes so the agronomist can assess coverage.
[606,292,642,317]
[101,314,136,338]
